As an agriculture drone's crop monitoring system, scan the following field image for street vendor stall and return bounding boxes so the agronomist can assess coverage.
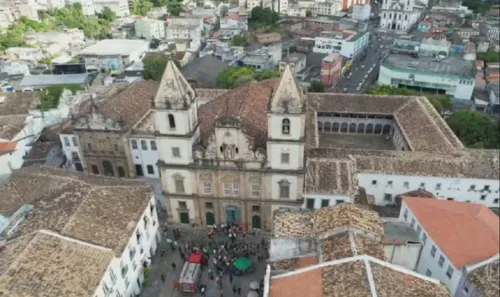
[228,257,255,276]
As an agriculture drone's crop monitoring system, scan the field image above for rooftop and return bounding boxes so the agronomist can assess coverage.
[0,115,27,140]
[182,55,228,88]
[269,255,451,297]
[74,79,159,131]
[79,39,149,56]
[0,166,154,255]
[0,231,114,297]
[382,220,421,245]
[467,258,500,297]
[403,197,500,269]
[18,74,90,89]
[0,92,40,116]
[382,53,475,79]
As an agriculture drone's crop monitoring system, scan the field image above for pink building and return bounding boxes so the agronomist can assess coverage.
[320,54,342,88]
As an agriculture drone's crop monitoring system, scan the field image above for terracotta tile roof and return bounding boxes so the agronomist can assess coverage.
[314,203,384,235]
[195,88,230,101]
[305,158,357,196]
[270,256,451,297]
[0,91,41,116]
[198,79,278,148]
[0,141,17,152]
[0,231,114,297]
[22,141,60,167]
[467,259,500,297]
[307,93,411,115]
[272,210,314,238]
[270,266,323,297]
[1,166,154,255]
[131,109,155,136]
[270,256,319,272]
[74,79,159,132]
[0,115,27,140]
[403,197,500,268]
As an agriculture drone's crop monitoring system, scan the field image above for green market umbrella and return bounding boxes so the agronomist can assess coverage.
[234,257,252,271]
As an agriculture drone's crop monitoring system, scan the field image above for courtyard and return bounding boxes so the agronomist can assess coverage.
[142,218,269,297]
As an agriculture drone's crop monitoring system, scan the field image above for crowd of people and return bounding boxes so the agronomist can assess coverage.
[164,222,268,297]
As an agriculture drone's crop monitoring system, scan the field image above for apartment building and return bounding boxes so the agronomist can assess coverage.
[135,17,166,40]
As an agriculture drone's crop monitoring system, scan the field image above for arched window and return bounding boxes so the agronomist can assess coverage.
[382,125,391,134]
[349,123,357,133]
[324,122,331,133]
[366,124,374,133]
[168,114,176,129]
[282,118,290,135]
[357,123,365,133]
[332,122,340,133]
[374,124,383,134]
[91,165,99,174]
[340,123,348,133]
[317,121,323,132]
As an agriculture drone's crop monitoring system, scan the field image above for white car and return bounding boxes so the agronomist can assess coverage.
[364,74,369,79]
[361,65,365,69]
[356,86,361,91]
[372,63,376,67]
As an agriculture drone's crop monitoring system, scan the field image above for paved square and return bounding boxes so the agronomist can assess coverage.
[142,222,269,297]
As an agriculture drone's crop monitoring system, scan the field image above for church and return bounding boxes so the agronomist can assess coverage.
[154,60,499,231]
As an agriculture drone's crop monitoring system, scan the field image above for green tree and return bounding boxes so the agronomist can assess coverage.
[365,85,413,95]
[231,35,248,46]
[165,0,183,16]
[133,0,153,15]
[98,6,117,22]
[477,51,500,63]
[39,84,80,110]
[308,80,325,92]
[254,70,280,81]
[250,7,280,28]
[446,110,500,149]
[427,95,452,115]
[216,66,255,88]
[142,54,170,81]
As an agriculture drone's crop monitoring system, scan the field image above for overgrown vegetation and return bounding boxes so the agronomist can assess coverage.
[142,54,169,81]
[231,35,249,46]
[249,7,280,29]
[477,51,500,63]
[308,80,325,92]
[446,110,500,149]
[38,84,80,110]
[216,66,280,88]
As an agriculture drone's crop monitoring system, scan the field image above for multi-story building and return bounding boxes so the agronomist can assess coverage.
[220,14,248,37]
[0,166,160,297]
[320,53,342,88]
[352,4,371,20]
[152,59,499,230]
[93,0,130,16]
[458,256,499,297]
[316,1,341,16]
[379,0,421,32]
[135,17,166,40]
[379,41,476,100]
[65,79,158,177]
[166,16,203,51]
[399,197,499,295]
[78,39,149,72]
[240,43,282,71]
[479,21,500,40]
[313,30,369,58]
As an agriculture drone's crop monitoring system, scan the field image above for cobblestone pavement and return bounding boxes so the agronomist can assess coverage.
[141,222,269,297]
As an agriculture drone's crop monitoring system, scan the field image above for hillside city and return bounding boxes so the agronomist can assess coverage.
[0,0,499,296]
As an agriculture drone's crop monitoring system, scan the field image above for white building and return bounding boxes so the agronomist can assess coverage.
[166,16,203,40]
[316,1,341,16]
[352,4,371,20]
[399,197,499,295]
[0,166,160,297]
[78,39,149,72]
[60,122,86,171]
[129,110,160,178]
[313,30,370,59]
[379,0,421,32]
[93,0,130,17]
[379,51,476,100]
[135,18,166,40]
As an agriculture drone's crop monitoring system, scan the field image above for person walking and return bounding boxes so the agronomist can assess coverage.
[229,274,233,284]
[237,287,241,296]
[171,262,176,270]
[232,285,237,293]
[161,274,165,283]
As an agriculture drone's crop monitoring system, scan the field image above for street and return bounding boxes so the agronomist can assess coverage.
[141,221,269,297]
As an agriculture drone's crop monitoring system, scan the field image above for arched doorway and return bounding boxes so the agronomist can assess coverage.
[102,160,114,176]
[366,124,374,133]
[118,166,126,177]
[252,215,261,229]
[206,212,215,225]
[357,123,365,133]
[225,206,241,225]
[91,165,99,174]
[349,123,356,133]
[382,125,391,134]
[374,124,383,134]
